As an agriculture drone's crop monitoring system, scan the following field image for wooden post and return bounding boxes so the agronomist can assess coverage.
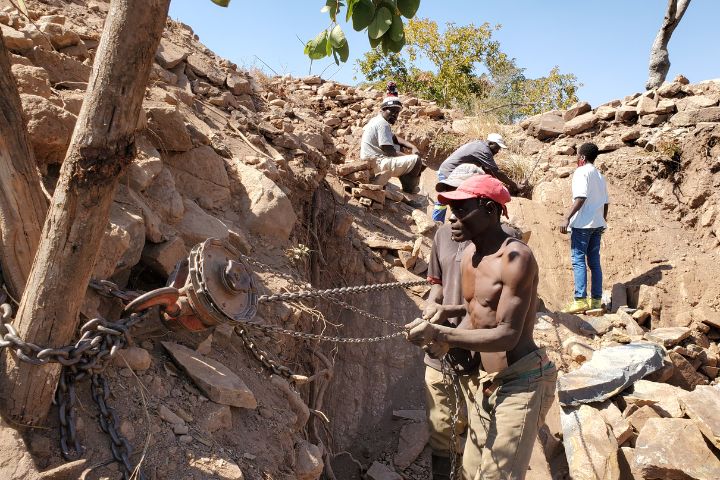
[0,30,47,299]
[0,0,171,425]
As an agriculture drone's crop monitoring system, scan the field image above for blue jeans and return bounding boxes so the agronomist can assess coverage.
[570,227,604,299]
[432,172,447,222]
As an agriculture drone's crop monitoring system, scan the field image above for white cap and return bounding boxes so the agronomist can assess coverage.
[487,133,507,149]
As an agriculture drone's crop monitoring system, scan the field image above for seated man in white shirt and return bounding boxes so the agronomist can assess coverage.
[360,97,423,193]
[559,142,610,313]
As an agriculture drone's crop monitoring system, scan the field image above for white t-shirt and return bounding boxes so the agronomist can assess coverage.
[569,163,609,229]
[360,115,395,159]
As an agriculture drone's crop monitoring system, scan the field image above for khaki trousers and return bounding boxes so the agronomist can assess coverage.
[459,349,557,480]
[425,366,467,457]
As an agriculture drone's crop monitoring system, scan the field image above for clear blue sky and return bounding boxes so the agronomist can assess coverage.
[169,1,719,108]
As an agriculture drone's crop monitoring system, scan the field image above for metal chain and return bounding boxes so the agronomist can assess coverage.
[91,373,143,480]
[236,317,405,343]
[441,359,462,480]
[324,295,405,329]
[1,300,146,479]
[234,326,296,379]
[257,279,428,303]
[88,279,143,302]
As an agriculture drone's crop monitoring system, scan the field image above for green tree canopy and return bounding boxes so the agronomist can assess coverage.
[358,18,581,122]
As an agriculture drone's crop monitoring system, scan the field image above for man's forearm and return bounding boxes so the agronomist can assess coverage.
[434,324,517,352]
[495,170,519,192]
[565,198,586,222]
[395,135,418,152]
[427,284,443,305]
[604,203,609,221]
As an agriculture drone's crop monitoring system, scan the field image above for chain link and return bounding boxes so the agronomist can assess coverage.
[236,317,406,343]
[1,299,146,479]
[234,326,296,379]
[91,373,144,480]
[441,359,462,480]
[88,279,143,302]
[257,279,428,304]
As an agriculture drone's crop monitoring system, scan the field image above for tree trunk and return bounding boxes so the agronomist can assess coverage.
[646,0,692,90]
[0,0,171,425]
[0,30,47,300]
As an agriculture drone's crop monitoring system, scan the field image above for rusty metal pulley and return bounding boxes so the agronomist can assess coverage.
[125,238,257,331]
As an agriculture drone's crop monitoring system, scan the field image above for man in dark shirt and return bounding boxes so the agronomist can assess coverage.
[423,165,521,479]
[432,134,521,222]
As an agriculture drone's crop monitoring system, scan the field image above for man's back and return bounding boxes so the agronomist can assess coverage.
[438,140,498,178]
[570,163,608,229]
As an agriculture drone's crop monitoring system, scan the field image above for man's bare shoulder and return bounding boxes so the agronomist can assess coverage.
[500,240,537,276]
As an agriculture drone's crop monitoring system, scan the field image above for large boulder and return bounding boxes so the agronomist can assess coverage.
[670,106,720,126]
[0,24,33,52]
[37,21,80,49]
[144,102,193,152]
[11,64,52,98]
[20,94,76,164]
[27,47,91,85]
[525,112,565,140]
[93,204,145,280]
[186,53,225,86]
[155,39,187,69]
[226,72,252,95]
[564,111,598,135]
[126,135,163,191]
[226,161,297,243]
[165,146,231,209]
[563,101,591,121]
[176,199,229,245]
[143,167,185,224]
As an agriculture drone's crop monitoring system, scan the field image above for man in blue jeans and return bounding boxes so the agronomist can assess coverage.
[559,142,609,313]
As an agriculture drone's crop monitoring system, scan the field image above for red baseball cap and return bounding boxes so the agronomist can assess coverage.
[437,174,511,217]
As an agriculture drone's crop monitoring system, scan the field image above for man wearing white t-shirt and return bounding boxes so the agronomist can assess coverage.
[360,97,423,193]
[558,143,609,314]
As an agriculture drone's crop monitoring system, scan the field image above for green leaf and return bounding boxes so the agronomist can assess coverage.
[329,24,346,48]
[335,41,350,62]
[346,0,359,22]
[304,30,330,60]
[210,0,230,6]
[388,14,404,42]
[382,33,405,53]
[352,0,375,31]
[397,0,420,18]
[368,6,393,39]
[369,31,382,49]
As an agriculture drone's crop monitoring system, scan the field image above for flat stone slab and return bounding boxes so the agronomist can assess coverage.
[557,343,664,406]
[679,385,720,448]
[394,421,430,469]
[162,341,257,409]
[623,380,684,417]
[644,327,691,347]
[367,462,402,480]
[561,405,620,480]
[635,418,720,480]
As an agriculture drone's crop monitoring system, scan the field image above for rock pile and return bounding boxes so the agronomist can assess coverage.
[532,282,720,480]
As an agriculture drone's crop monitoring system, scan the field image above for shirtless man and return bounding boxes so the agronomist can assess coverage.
[406,175,557,480]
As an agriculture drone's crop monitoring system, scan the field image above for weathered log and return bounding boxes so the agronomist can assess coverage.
[646,0,692,90]
[0,29,47,299]
[0,0,171,425]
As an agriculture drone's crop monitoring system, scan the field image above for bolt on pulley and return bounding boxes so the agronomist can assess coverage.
[125,238,258,331]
